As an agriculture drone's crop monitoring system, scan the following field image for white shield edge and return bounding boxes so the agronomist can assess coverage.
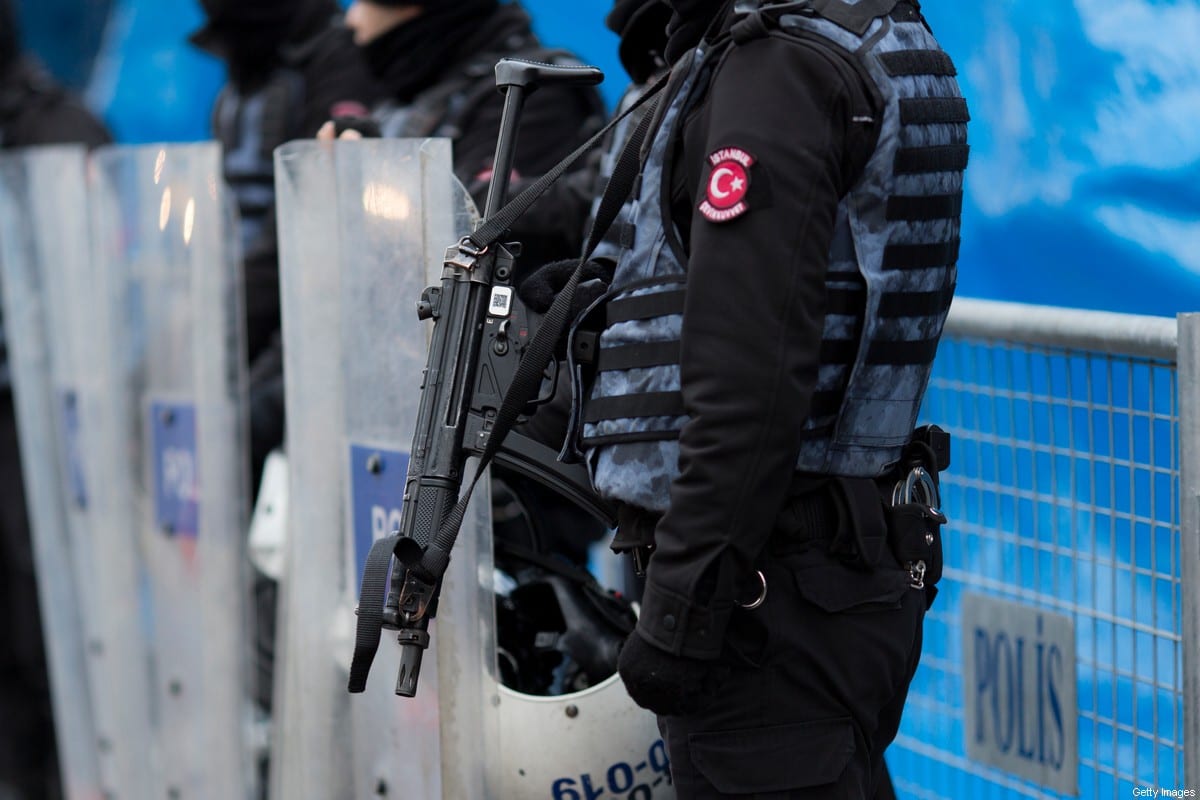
[0,147,107,800]
[87,142,255,800]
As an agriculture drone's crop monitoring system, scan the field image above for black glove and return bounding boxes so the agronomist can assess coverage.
[516,258,612,314]
[332,115,382,138]
[618,629,731,717]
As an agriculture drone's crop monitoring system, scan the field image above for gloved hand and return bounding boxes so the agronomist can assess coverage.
[618,629,731,717]
[516,258,612,315]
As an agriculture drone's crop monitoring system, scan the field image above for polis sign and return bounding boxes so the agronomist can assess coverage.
[961,592,1078,795]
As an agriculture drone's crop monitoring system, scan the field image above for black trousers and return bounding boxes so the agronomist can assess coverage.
[0,391,60,798]
[657,543,926,798]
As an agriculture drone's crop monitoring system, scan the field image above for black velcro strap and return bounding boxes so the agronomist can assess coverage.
[606,289,687,324]
[820,338,860,364]
[882,238,960,271]
[886,192,963,222]
[894,144,970,174]
[809,0,899,36]
[899,97,970,125]
[866,336,942,365]
[347,533,400,693]
[583,391,686,423]
[597,340,680,372]
[808,388,845,418]
[879,286,956,318]
[825,288,865,316]
[879,50,956,77]
[826,287,955,318]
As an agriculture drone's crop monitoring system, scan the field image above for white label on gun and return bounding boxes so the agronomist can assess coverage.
[489,286,514,317]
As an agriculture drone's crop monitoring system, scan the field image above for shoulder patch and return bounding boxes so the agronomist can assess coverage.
[699,146,755,223]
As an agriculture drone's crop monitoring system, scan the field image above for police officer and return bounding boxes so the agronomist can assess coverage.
[190,0,380,490]
[0,3,111,796]
[557,0,967,795]
[327,0,606,267]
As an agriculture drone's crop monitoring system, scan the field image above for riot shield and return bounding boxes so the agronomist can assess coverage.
[274,138,668,799]
[0,147,108,800]
[87,142,255,800]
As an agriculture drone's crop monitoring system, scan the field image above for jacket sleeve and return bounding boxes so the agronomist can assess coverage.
[637,33,879,658]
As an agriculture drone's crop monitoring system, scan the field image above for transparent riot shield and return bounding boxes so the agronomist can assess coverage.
[0,147,107,800]
[87,143,255,800]
[274,138,668,800]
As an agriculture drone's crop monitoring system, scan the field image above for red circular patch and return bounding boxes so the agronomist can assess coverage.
[706,161,749,210]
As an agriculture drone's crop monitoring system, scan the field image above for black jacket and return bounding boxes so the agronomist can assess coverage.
[638,12,883,655]
[0,59,111,150]
[370,3,606,268]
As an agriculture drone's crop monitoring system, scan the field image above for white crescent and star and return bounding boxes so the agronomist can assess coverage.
[709,166,736,199]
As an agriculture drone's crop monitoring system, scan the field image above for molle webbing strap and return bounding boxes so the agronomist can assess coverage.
[825,285,955,318]
[596,341,680,372]
[882,238,960,271]
[899,97,970,125]
[894,144,970,174]
[583,391,686,423]
[878,49,956,77]
[809,0,899,36]
[866,336,942,365]
[886,192,963,222]
[606,289,687,324]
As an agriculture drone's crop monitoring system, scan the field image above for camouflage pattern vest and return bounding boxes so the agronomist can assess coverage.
[569,0,968,513]
[212,67,304,258]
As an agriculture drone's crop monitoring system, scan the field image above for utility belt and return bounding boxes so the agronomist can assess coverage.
[612,425,951,604]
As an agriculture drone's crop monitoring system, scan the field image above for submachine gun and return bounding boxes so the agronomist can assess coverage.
[349,58,655,699]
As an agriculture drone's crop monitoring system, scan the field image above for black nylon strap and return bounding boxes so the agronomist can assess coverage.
[866,336,942,365]
[606,289,687,324]
[900,97,971,125]
[465,72,669,253]
[596,340,680,371]
[881,286,956,318]
[886,192,963,222]
[820,338,860,364]
[879,49,956,77]
[882,238,960,270]
[347,533,400,693]
[583,391,686,423]
[894,144,970,174]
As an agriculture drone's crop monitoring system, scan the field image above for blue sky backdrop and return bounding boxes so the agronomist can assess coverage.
[13,0,1200,317]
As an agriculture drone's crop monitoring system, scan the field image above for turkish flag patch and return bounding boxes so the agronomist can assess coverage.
[699,146,755,223]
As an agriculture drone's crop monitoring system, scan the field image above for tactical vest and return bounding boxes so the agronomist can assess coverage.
[212,67,305,258]
[374,44,586,141]
[586,77,664,267]
[570,0,968,513]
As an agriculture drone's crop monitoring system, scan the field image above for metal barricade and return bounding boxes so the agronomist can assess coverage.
[889,298,1198,799]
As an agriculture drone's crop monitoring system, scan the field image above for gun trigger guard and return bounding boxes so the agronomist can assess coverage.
[397,570,437,624]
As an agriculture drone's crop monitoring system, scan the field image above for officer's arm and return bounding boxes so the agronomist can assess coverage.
[639,34,878,658]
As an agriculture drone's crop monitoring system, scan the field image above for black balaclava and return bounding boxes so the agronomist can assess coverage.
[192,0,338,87]
[664,0,726,63]
[0,0,20,78]
[359,0,499,103]
[606,0,670,84]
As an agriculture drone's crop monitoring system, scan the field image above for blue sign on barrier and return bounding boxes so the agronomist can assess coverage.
[149,400,198,538]
[349,444,409,592]
[58,389,88,510]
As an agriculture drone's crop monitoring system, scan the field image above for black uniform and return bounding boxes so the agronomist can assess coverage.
[362,0,606,269]
[0,4,111,795]
[608,0,961,796]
